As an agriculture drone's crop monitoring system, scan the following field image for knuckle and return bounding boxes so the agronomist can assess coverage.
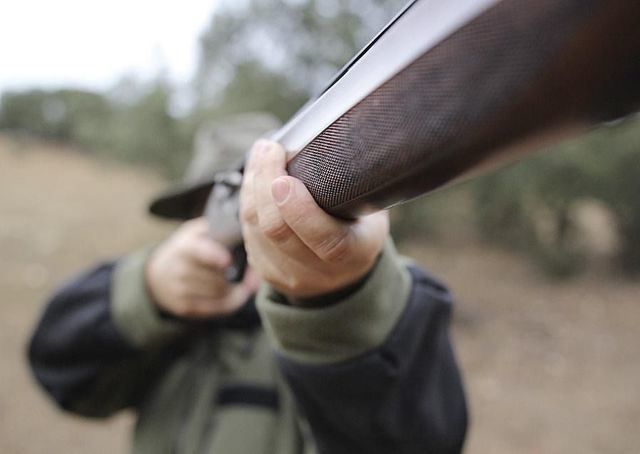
[173,302,194,318]
[240,201,258,224]
[181,218,198,230]
[278,274,315,298]
[253,138,269,151]
[212,284,230,299]
[218,297,241,315]
[174,263,189,281]
[279,205,306,232]
[244,245,256,268]
[184,307,207,319]
[174,234,194,253]
[285,275,305,294]
[182,218,205,235]
[246,252,256,268]
[316,232,351,263]
[174,280,193,299]
[262,268,284,289]
[261,217,291,243]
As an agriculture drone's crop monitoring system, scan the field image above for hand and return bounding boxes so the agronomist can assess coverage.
[239,140,389,301]
[145,217,259,319]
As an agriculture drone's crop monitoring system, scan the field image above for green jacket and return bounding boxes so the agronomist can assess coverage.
[29,241,467,453]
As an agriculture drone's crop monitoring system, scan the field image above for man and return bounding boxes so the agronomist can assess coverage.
[28,113,468,453]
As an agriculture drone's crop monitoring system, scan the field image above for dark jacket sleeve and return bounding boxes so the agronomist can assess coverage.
[256,242,468,454]
[28,249,261,419]
[27,255,187,418]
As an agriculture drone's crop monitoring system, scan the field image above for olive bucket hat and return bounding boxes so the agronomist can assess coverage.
[149,112,282,220]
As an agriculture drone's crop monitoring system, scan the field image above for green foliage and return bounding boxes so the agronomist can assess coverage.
[0,0,410,179]
[194,0,406,119]
[473,115,640,277]
[391,201,438,243]
[590,119,640,274]
[200,61,309,122]
[0,89,111,142]
[0,83,192,178]
[104,83,192,178]
[391,184,476,245]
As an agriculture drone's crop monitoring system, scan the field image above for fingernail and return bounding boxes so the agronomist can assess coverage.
[272,178,290,205]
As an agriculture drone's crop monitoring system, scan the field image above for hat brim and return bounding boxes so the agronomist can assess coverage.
[148,179,215,220]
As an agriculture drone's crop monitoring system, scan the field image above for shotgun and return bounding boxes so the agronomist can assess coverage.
[205,0,640,264]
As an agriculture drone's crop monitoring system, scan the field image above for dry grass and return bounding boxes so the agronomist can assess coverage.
[0,137,171,453]
[403,242,640,454]
[1,136,638,453]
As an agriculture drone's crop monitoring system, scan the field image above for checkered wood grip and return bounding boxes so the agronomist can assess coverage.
[287,0,640,219]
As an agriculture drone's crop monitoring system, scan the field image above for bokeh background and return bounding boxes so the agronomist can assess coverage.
[1,1,639,453]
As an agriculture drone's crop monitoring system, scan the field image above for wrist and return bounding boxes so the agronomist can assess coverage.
[286,254,381,307]
[112,247,187,348]
[255,238,411,364]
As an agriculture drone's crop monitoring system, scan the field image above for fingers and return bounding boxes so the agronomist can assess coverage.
[242,140,325,260]
[181,267,228,297]
[239,140,270,226]
[174,222,232,269]
[183,217,210,235]
[186,238,232,269]
[168,271,253,319]
[179,288,247,318]
[241,267,261,294]
[271,176,353,263]
[174,298,221,319]
[177,217,238,269]
[238,139,390,300]
[254,143,291,242]
[147,213,253,319]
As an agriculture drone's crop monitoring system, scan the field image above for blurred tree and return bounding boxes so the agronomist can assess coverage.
[473,115,640,277]
[0,82,191,178]
[0,89,111,143]
[106,79,192,178]
[195,60,308,123]
[194,0,407,120]
[588,117,640,275]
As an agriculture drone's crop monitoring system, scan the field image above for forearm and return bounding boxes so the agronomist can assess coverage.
[28,249,187,417]
[257,243,468,453]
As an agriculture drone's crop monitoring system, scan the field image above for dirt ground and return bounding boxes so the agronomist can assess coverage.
[1,136,638,453]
